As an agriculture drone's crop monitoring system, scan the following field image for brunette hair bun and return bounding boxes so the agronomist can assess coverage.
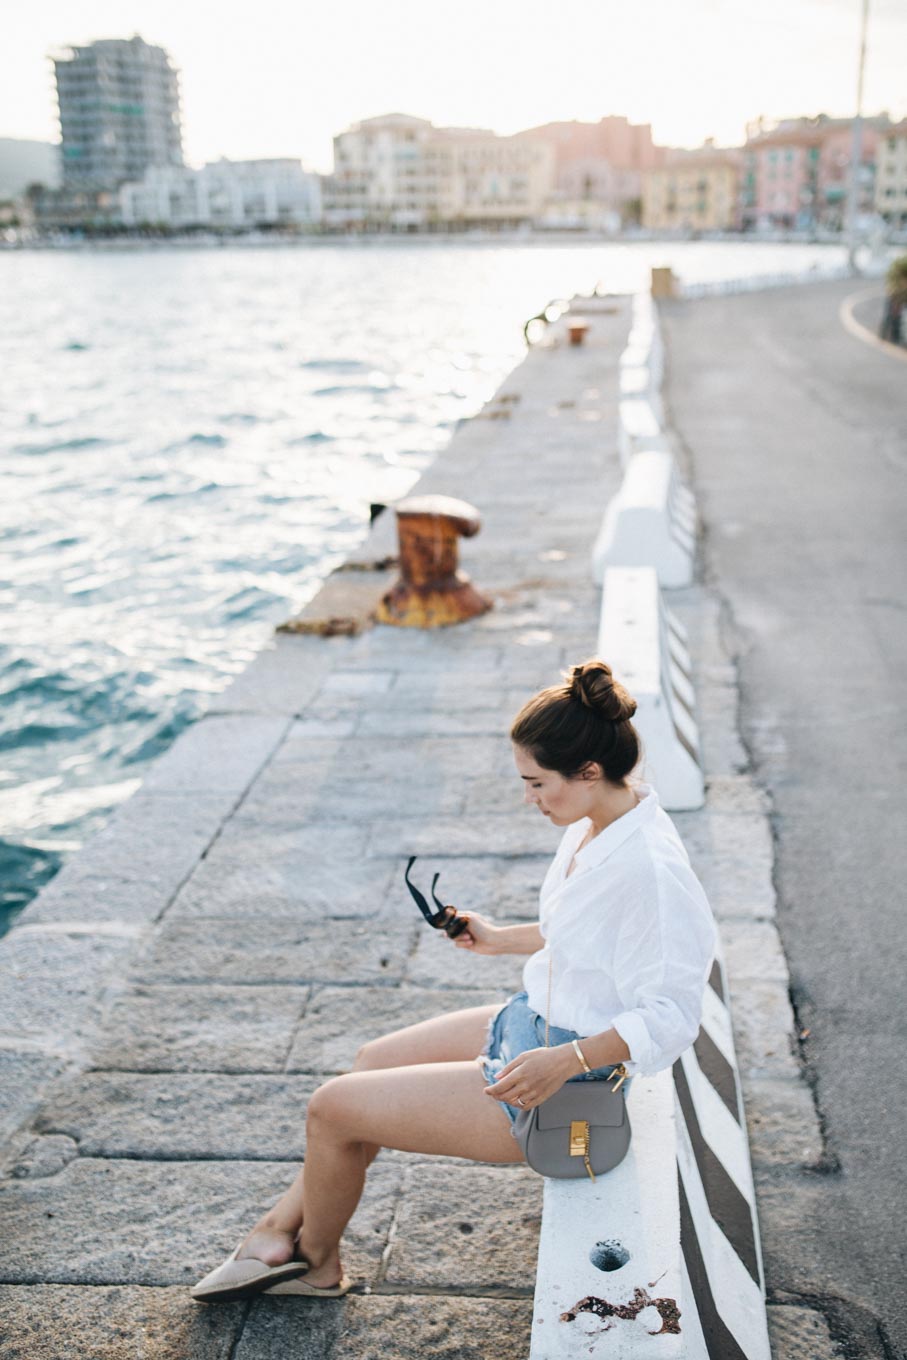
[510,657,641,786]
[567,660,637,723]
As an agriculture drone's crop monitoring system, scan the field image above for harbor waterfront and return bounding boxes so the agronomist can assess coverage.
[0,238,858,934]
[3,275,896,1358]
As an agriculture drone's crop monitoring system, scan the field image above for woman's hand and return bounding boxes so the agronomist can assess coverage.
[484,1044,577,1109]
[449,910,500,954]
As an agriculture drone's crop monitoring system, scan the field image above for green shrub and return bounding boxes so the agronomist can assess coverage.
[886,255,907,299]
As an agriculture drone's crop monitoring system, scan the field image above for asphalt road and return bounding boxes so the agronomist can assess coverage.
[662,278,907,1359]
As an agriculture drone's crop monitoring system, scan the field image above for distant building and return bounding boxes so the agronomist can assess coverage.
[325,113,434,229]
[521,116,661,225]
[53,34,183,191]
[875,122,907,227]
[424,127,553,226]
[324,113,553,229]
[119,159,321,228]
[642,145,742,231]
[743,114,889,230]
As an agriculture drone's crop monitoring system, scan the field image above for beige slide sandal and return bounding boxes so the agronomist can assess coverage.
[265,1268,353,1297]
[190,1242,309,1303]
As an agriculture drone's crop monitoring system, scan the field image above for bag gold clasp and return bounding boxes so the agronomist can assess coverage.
[608,1063,628,1093]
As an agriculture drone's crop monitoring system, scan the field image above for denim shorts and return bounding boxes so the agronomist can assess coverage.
[479,989,633,1135]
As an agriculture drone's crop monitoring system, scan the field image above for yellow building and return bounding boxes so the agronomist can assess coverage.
[642,149,742,231]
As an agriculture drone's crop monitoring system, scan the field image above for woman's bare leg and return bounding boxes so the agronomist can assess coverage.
[296,1060,521,1286]
[237,1002,500,1267]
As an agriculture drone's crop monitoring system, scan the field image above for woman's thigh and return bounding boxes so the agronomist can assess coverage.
[310,1061,524,1164]
[354,1003,500,1071]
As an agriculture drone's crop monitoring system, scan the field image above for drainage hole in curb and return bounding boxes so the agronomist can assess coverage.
[589,1239,630,1271]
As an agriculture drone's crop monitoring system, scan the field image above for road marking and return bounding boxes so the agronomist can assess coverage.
[839,287,907,363]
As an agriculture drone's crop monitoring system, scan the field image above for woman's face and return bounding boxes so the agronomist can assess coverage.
[512,744,598,826]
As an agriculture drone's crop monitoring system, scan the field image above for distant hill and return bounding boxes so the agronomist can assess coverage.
[0,139,61,198]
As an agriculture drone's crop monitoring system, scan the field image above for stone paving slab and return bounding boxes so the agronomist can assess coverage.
[0,1051,68,1146]
[383,1163,541,1292]
[208,635,343,717]
[238,758,469,823]
[0,1284,243,1360]
[377,854,552,924]
[671,808,776,918]
[0,1159,402,1288]
[285,986,510,1075]
[366,814,561,860]
[89,984,310,1073]
[0,930,139,1053]
[29,1072,322,1161]
[237,1294,534,1360]
[405,932,527,994]
[17,793,236,927]
[138,714,290,795]
[169,826,397,920]
[130,918,418,987]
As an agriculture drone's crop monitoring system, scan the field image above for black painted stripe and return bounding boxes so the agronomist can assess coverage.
[708,958,726,1003]
[693,1024,739,1124]
[673,1060,760,1286]
[678,1168,753,1360]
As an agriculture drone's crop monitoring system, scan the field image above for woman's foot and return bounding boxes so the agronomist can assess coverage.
[236,1227,297,1267]
[294,1233,345,1289]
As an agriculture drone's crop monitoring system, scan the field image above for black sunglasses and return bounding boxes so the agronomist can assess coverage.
[404,855,470,938]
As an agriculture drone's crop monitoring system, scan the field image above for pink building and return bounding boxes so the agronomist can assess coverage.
[744,115,888,229]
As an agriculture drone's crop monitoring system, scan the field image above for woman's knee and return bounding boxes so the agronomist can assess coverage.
[352,1035,397,1072]
[307,1074,354,1128]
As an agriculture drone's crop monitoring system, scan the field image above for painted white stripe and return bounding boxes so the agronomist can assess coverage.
[675,1095,771,1358]
[700,986,736,1069]
[679,1048,754,1205]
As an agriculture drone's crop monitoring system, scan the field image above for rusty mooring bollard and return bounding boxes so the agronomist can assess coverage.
[567,316,590,345]
[375,494,493,628]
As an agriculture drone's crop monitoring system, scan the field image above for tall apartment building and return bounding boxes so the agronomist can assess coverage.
[324,113,553,229]
[642,146,742,231]
[53,34,183,190]
[875,122,907,227]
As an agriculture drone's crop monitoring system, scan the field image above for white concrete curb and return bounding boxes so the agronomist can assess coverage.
[530,949,771,1360]
[597,565,704,811]
[592,448,696,589]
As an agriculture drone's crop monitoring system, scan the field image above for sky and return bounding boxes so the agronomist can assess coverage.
[3,0,906,172]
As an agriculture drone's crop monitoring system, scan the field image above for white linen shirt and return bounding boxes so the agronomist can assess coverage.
[521,782,717,1077]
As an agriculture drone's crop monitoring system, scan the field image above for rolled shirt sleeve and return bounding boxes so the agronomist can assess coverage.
[608,862,718,1076]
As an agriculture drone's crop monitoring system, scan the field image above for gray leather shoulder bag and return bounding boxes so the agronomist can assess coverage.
[512,953,632,1181]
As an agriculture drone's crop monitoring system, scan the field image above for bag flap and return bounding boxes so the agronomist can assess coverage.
[535,1084,627,1131]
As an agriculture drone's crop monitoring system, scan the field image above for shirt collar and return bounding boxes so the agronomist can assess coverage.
[568,782,658,872]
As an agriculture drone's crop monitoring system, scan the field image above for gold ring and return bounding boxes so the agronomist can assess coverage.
[517,1096,526,1107]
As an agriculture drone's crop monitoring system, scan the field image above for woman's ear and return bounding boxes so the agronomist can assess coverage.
[579,760,604,782]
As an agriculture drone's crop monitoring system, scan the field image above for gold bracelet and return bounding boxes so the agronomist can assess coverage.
[571,1039,593,1075]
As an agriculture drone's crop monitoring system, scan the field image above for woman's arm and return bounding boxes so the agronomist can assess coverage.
[450,913,544,956]
[485,1026,631,1109]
